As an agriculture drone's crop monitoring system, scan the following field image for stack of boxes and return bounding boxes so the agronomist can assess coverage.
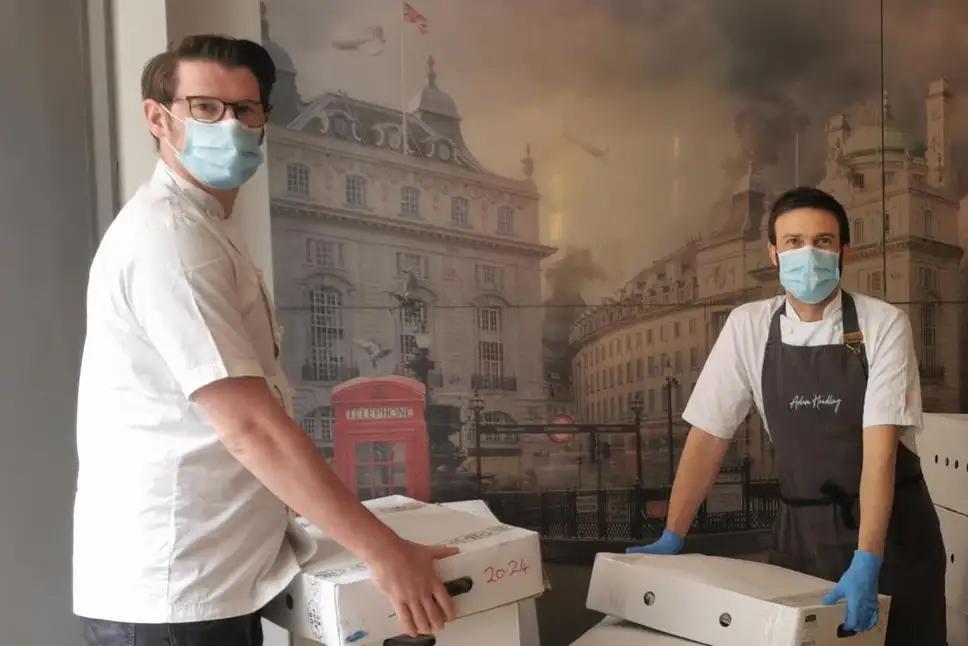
[915,413,968,645]
[264,497,543,645]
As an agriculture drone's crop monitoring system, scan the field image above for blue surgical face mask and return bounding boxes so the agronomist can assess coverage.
[778,246,841,304]
[161,106,264,190]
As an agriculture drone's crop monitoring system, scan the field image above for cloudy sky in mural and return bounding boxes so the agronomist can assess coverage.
[265,0,968,299]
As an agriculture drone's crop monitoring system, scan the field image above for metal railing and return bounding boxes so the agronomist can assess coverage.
[482,479,781,542]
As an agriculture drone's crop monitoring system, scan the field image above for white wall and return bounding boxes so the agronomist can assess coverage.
[0,1,96,643]
[110,0,168,205]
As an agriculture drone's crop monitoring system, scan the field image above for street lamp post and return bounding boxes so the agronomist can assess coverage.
[631,391,645,487]
[664,375,678,486]
[468,389,485,484]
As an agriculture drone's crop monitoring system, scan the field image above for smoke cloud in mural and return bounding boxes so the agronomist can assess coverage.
[266,0,968,295]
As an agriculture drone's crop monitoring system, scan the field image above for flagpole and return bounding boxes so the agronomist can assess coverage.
[400,0,407,157]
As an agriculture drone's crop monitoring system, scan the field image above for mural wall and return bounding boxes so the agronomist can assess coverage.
[260,0,968,501]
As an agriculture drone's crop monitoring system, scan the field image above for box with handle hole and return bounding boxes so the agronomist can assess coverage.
[291,602,527,646]
[913,414,968,516]
[264,496,543,645]
[586,553,890,646]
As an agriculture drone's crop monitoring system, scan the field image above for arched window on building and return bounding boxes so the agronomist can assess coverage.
[286,162,309,196]
[307,287,343,382]
[497,206,514,235]
[853,217,864,244]
[399,300,428,368]
[345,174,367,206]
[475,306,505,390]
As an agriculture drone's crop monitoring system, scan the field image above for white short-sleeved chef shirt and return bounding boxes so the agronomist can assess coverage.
[683,290,923,440]
[73,162,312,623]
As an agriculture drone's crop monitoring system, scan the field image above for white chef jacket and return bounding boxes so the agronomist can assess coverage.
[683,290,923,440]
[74,162,313,623]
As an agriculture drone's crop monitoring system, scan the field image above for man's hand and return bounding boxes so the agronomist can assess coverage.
[626,529,684,555]
[822,550,882,633]
[368,538,460,636]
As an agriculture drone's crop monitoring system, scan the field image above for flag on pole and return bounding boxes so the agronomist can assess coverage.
[403,2,429,34]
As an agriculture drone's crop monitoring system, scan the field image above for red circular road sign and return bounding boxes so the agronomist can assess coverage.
[548,413,576,444]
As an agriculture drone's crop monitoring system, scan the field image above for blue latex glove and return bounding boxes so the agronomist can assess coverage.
[821,550,883,633]
[625,529,684,555]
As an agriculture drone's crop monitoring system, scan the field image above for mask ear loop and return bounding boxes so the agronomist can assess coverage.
[158,102,186,156]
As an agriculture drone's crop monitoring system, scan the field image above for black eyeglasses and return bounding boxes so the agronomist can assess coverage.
[172,96,271,128]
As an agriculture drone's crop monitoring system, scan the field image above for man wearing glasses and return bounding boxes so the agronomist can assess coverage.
[74,35,457,646]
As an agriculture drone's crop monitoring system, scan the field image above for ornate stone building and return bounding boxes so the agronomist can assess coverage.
[262,16,555,488]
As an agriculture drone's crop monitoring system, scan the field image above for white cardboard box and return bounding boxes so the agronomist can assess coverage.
[293,603,525,646]
[382,602,524,646]
[434,500,541,646]
[937,505,968,614]
[292,602,530,646]
[264,496,544,645]
[950,607,968,646]
[586,553,890,646]
[913,413,968,515]
[571,616,702,645]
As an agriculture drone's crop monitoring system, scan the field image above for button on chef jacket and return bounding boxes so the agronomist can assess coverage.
[74,162,313,624]
[683,291,922,440]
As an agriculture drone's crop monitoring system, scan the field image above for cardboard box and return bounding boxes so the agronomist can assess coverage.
[292,603,525,646]
[949,607,968,646]
[586,553,890,646]
[937,505,968,615]
[433,500,541,646]
[384,602,524,646]
[913,414,968,515]
[571,616,703,645]
[264,496,544,645]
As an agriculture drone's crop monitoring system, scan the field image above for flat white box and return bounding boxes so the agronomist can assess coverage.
[913,413,968,515]
[264,496,543,645]
[571,616,702,645]
[586,553,890,646]
[292,603,525,646]
[937,505,968,614]
[950,607,968,646]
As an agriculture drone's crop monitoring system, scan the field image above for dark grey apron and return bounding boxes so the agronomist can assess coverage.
[761,291,946,644]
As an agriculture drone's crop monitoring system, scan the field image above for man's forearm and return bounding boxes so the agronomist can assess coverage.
[196,379,398,560]
[228,416,399,558]
[857,425,899,557]
[666,427,730,536]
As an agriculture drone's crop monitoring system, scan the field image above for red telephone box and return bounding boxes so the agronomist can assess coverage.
[331,376,430,502]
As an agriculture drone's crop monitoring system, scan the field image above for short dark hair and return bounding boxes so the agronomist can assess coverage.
[767,187,851,247]
[141,34,276,108]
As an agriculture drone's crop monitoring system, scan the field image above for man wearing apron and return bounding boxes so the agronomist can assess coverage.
[628,187,946,643]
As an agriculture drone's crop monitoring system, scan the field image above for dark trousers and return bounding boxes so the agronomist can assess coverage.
[80,612,263,646]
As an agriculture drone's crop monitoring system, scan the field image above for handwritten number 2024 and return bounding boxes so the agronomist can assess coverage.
[484,559,529,583]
